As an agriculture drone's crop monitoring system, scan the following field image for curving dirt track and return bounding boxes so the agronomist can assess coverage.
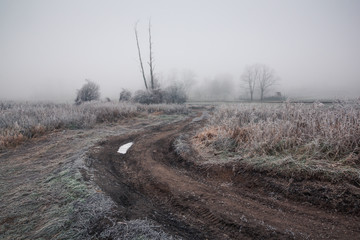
[0,113,188,239]
[91,113,360,239]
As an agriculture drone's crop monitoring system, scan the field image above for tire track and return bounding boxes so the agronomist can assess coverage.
[92,113,360,239]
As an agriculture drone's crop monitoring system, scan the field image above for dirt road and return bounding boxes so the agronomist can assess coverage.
[0,113,186,239]
[91,112,360,239]
[1,109,359,239]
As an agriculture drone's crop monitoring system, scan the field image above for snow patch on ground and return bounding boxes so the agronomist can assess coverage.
[117,142,134,154]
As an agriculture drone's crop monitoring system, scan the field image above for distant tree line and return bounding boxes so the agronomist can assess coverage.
[74,79,187,105]
[74,21,281,104]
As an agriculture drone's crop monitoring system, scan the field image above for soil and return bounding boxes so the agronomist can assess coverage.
[90,110,360,240]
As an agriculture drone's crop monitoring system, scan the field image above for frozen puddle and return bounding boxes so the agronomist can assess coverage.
[117,142,133,154]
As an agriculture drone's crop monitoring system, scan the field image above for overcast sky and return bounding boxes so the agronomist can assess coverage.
[0,0,359,101]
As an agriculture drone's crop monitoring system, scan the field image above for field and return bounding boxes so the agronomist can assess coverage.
[0,101,187,150]
[192,101,360,183]
[1,100,360,239]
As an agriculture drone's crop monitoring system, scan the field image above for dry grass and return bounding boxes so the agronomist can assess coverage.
[173,134,191,157]
[193,100,360,181]
[0,154,178,240]
[0,101,188,150]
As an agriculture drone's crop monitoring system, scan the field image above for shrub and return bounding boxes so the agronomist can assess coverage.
[75,80,100,105]
[132,84,187,105]
[132,89,163,104]
[163,84,187,104]
[119,89,132,102]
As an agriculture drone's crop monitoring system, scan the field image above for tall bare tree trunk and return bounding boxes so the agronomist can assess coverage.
[241,64,277,102]
[134,23,148,90]
[148,20,155,90]
[241,65,258,102]
[258,64,276,102]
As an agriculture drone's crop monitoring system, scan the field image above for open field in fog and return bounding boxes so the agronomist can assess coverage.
[1,0,360,238]
[1,101,360,239]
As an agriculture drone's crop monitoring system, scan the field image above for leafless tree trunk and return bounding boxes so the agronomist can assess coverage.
[134,22,148,90]
[135,20,157,91]
[241,64,277,101]
[241,65,258,101]
[258,64,276,101]
[148,20,155,90]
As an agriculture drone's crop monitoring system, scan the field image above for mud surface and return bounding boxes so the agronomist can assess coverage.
[91,112,360,239]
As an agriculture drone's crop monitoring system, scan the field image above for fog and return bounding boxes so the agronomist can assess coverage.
[0,0,359,102]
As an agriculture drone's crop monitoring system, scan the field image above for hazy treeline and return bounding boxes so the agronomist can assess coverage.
[161,66,281,102]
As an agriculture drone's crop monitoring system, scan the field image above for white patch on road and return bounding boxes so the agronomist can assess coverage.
[117,142,133,154]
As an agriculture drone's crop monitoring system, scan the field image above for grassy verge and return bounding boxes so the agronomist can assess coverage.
[190,100,360,183]
[0,101,188,150]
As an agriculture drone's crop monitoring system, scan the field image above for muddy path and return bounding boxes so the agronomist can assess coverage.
[1,108,359,239]
[92,113,360,239]
[0,113,188,240]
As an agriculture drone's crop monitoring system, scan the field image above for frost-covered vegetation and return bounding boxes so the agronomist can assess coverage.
[75,80,100,105]
[132,85,187,104]
[0,101,187,150]
[194,100,360,165]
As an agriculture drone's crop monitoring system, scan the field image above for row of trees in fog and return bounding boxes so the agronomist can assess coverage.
[74,65,279,104]
[133,21,279,102]
[74,65,280,104]
[74,22,280,104]
[75,22,186,105]
[75,79,187,105]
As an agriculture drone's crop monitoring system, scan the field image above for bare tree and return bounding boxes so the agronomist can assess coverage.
[241,65,259,101]
[241,64,277,101]
[134,20,156,90]
[134,22,148,90]
[257,64,277,101]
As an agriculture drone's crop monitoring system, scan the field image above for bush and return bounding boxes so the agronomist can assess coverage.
[132,84,187,105]
[119,89,132,102]
[75,80,100,105]
[132,89,163,104]
[163,84,187,104]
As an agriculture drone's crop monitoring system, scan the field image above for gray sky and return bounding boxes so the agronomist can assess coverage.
[0,0,359,101]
